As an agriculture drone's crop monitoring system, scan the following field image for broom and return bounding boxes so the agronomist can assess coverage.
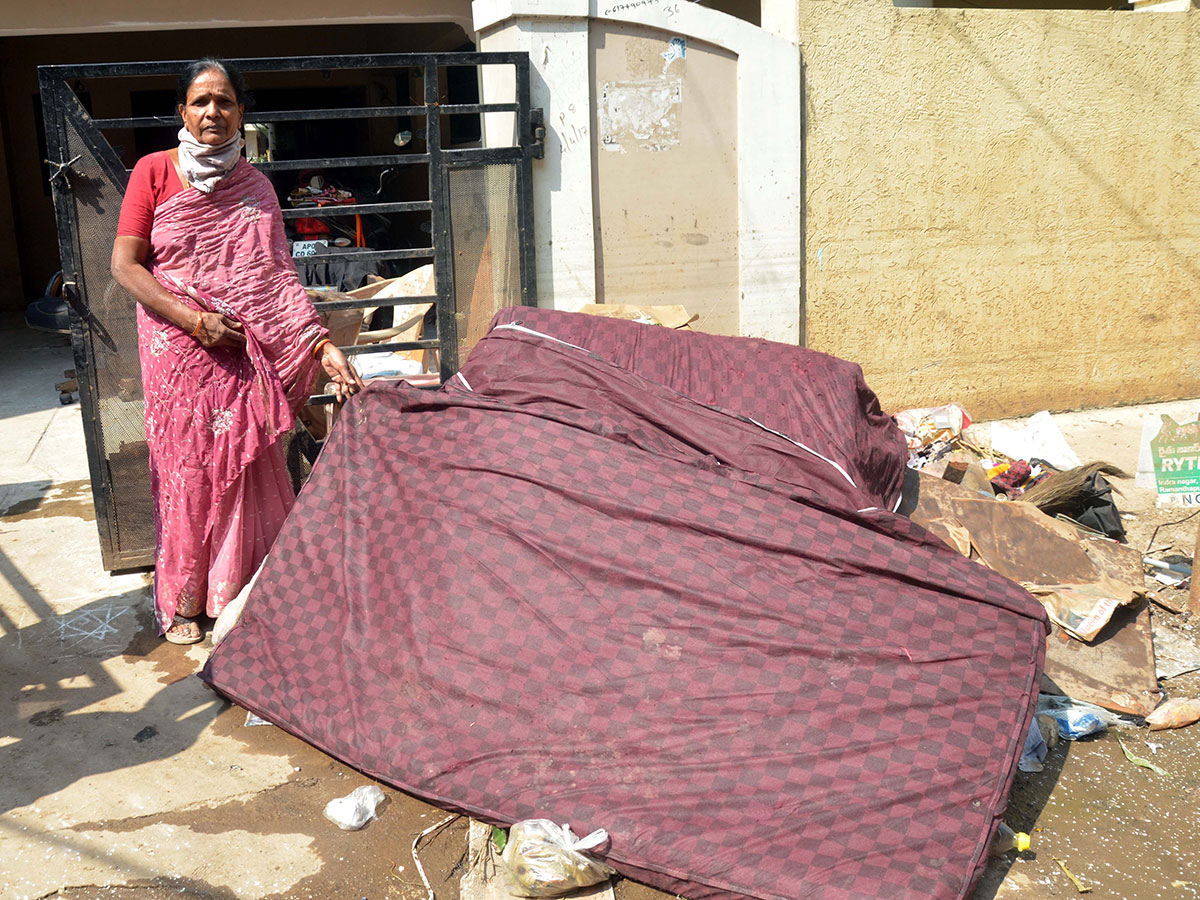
[1018,461,1128,516]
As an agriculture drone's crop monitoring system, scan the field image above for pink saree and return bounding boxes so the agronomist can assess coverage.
[137,159,327,632]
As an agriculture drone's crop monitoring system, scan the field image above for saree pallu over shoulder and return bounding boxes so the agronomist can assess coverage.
[139,159,327,630]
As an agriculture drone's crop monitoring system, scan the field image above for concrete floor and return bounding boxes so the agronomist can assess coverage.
[2,324,1199,899]
[0,327,479,900]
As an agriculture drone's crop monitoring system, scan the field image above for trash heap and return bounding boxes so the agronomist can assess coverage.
[896,401,1200,728]
[899,404,1124,537]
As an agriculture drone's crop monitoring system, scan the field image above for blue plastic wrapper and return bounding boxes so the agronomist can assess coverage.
[1037,694,1120,740]
[1048,709,1108,740]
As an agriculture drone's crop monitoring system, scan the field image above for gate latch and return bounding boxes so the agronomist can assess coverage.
[45,154,82,188]
[530,108,545,160]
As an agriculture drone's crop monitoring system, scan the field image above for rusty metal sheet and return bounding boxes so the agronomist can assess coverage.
[948,499,1099,584]
[900,469,1160,716]
[1042,601,1159,716]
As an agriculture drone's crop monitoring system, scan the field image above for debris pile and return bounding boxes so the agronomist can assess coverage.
[897,402,1200,729]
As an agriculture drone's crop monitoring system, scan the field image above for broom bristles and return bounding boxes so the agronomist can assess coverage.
[1018,461,1128,514]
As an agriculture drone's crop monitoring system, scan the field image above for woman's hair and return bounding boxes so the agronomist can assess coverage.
[176,58,249,108]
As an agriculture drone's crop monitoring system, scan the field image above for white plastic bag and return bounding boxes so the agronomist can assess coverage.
[323,785,386,830]
[893,404,971,451]
[989,411,1082,471]
[501,819,616,897]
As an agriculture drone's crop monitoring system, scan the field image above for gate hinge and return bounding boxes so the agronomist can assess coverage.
[529,108,545,160]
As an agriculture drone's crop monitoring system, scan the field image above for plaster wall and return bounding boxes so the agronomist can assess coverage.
[591,24,740,334]
[475,0,802,342]
[478,15,599,311]
[796,4,1200,418]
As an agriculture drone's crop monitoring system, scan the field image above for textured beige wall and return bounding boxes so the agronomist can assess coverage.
[797,5,1200,418]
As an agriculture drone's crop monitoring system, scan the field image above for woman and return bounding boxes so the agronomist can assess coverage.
[111,58,364,644]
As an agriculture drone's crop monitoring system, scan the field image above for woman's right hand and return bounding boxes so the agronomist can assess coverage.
[193,311,247,349]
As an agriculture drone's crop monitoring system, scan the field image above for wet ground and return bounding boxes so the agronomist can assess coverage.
[3,325,1200,899]
[977,667,1200,898]
[971,472,1200,899]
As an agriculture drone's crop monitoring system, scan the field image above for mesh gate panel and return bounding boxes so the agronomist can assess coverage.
[66,120,155,562]
[447,163,522,363]
[44,54,537,572]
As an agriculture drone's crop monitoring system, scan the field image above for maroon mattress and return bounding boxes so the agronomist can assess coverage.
[202,310,1046,900]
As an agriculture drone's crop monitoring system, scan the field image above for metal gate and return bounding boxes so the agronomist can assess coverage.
[39,53,542,572]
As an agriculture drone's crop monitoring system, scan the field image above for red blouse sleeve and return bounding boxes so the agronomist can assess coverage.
[116,155,158,240]
[116,152,184,240]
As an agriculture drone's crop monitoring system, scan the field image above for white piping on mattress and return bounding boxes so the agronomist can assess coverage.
[491,321,860,492]
[494,322,589,352]
[744,415,858,490]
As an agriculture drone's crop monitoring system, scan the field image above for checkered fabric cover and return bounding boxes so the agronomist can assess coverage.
[202,316,1046,900]
[480,308,909,512]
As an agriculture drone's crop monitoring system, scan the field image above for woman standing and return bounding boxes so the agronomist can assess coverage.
[111,58,363,644]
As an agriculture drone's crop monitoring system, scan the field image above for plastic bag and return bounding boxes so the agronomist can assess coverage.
[1037,694,1123,740]
[990,411,1081,472]
[501,819,616,897]
[323,785,386,830]
[1147,697,1200,731]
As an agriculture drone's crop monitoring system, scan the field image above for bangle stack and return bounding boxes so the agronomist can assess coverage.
[312,337,332,359]
[190,310,203,338]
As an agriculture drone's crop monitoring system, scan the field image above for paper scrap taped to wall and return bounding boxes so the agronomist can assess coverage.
[599,79,682,152]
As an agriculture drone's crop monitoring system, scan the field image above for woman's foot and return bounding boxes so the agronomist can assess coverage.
[164,614,202,645]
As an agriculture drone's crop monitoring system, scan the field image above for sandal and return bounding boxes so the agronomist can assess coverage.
[164,614,203,645]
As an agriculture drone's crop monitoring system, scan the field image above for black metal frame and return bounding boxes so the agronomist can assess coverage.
[40,52,541,570]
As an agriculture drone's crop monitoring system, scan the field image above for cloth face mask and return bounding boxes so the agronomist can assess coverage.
[177,126,245,193]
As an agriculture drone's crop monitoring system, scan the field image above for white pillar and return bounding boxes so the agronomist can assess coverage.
[760,0,800,43]
[474,0,804,343]
[475,0,598,311]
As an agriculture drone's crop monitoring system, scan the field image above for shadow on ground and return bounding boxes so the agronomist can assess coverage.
[971,736,1071,898]
[0,542,224,819]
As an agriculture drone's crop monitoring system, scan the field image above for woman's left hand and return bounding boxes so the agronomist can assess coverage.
[319,342,366,403]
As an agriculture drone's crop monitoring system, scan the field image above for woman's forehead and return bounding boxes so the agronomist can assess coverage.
[186,69,236,99]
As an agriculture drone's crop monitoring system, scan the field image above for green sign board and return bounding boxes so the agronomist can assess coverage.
[1149,415,1200,505]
